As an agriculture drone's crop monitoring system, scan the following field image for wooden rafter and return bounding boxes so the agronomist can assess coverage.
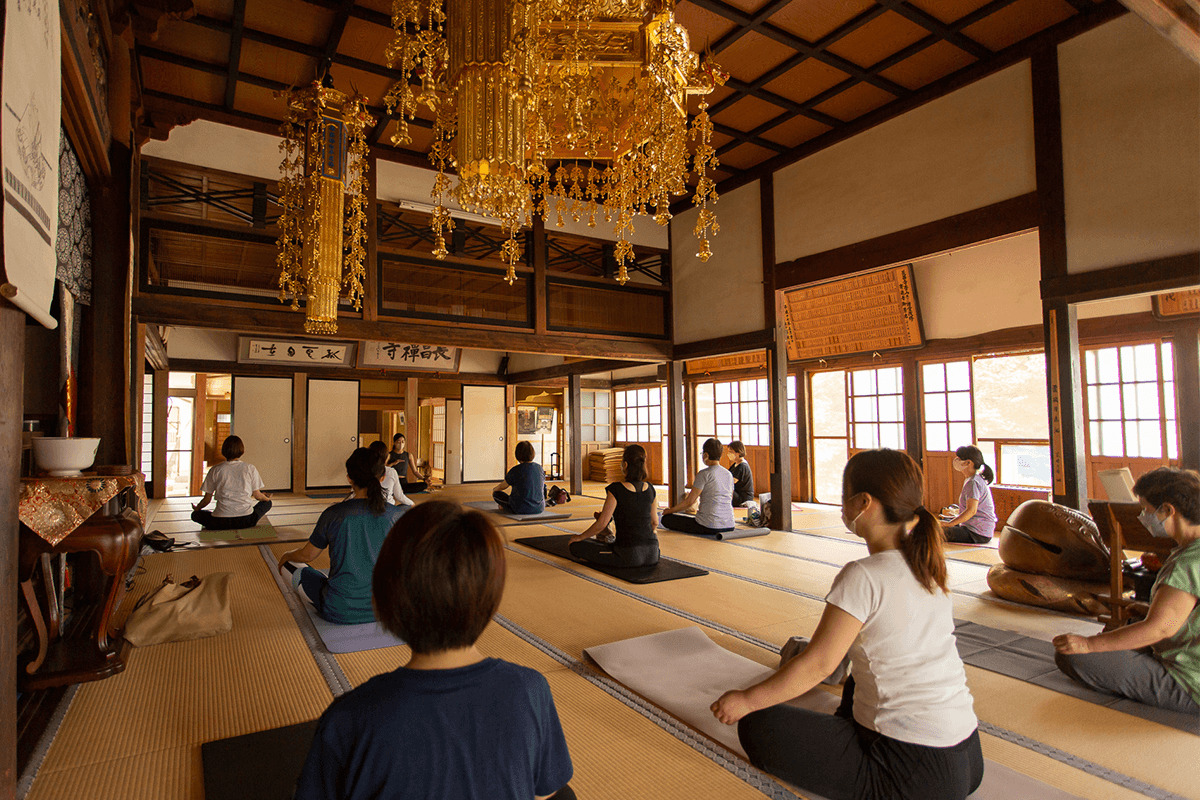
[224,0,248,109]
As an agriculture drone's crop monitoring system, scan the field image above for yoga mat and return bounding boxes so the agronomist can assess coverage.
[662,525,771,541]
[514,534,708,584]
[202,720,318,800]
[954,620,1200,734]
[294,581,406,655]
[199,522,277,542]
[306,491,346,499]
[585,628,1087,800]
[463,500,571,523]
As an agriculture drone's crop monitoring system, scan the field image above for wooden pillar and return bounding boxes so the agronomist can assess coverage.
[131,323,146,477]
[152,369,168,498]
[505,384,517,471]
[404,378,419,459]
[0,303,25,798]
[901,354,922,467]
[532,216,548,336]
[568,373,582,495]
[292,373,307,492]
[363,155,379,323]
[191,373,207,494]
[792,366,811,502]
[666,360,687,505]
[767,330,792,531]
[1172,320,1200,470]
[78,143,133,467]
[1033,49,1087,508]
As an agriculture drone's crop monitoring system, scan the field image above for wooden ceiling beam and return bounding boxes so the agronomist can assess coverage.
[224,0,247,109]
[140,47,289,92]
[709,0,793,55]
[317,0,356,77]
[1116,0,1200,62]
[711,121,790,154]
[875,0,992,60]
[506,359,649,384]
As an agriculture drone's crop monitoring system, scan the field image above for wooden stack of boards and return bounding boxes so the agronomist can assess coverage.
[587,448,625,482]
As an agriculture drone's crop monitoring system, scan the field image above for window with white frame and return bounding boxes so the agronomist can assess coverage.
[580,390,611,444]
[1084,341,1178,460]
[615,387,662,443]
[715,378,770,446]
[848,366,904,450]
[922,360,973,453]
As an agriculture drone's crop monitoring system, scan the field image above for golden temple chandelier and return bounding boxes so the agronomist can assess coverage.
[385,0,726,284]
[276,81,375,334]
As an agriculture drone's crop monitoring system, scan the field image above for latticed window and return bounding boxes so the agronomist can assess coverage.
[1084,342,1177,459]
[615,388,662,443]
[922,360,973,453]
[848,366,905,450]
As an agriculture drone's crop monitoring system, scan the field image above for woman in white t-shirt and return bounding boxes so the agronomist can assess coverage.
[191,435,273,530]
[712,448,983,800]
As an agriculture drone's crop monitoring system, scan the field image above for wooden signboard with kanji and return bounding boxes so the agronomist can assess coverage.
[1154,289,1200,318]
[782,265,923,361]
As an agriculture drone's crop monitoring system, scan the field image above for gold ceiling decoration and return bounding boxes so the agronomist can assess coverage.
[385,0,726,284]
[276,81,375,334]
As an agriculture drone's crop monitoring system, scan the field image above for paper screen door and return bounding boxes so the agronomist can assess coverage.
[307,379,360,488]
[231,377,292,491]
[462,386,506,482]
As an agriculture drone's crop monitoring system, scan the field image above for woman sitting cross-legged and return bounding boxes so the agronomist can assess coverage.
[712,449,984,800]
[277,447,407,624]
[190,435,272,530]
[296,501,576,800]
[1053,467,1200,715]
[347,440,414,508]
[568,444,660,568]
[660,437,735,537]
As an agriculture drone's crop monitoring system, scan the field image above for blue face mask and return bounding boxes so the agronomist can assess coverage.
[1138,508,1171,538]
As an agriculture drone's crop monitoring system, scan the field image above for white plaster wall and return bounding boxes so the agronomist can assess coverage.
[456,350,504,372]
[506,353,564,373]
[165,327,239,361]
[141,121,284,180]
[1059,16,1200,273]
[773,63,1035,263]
[912,232,1042,340]
[1076,295,1152,319]
[671,181,765,344]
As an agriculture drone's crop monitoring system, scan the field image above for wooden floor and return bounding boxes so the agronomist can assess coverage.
[19,484,1197,800]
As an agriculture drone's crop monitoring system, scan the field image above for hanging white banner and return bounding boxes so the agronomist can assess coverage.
[2,0,61,329]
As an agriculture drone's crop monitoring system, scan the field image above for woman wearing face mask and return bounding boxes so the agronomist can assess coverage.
[942,445,997,544]
[1053,467,1200,714]
[711,449,983,800]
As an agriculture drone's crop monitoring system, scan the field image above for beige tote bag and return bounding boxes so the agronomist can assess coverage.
[124,573,234,646]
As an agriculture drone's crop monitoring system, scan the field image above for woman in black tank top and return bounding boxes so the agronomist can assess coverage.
[569,445,660,568]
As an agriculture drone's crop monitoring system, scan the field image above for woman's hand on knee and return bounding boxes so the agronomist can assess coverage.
[712,690,753,725]
[1053,633,1091,655]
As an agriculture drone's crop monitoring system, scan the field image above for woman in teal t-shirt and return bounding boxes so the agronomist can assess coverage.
[1054,467,1200,714]
[278,448,406,624]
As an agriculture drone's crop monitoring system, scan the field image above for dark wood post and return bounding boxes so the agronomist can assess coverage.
[792,366,811,501]
[666,360,687,505]
[767,329,792,531]
[404,378,419,461]
[292,373,307,492]
[1033,49,1087,508]
[1172,320,1200,470]
[568,373,582,496]
[532,216,548,336]
[151,369,168,498]
[0,302,25,799]
[902,354,923,467]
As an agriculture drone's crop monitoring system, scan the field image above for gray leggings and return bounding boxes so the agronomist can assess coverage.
[1055,648,1200,714]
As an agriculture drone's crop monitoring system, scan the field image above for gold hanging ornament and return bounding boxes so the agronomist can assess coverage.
[276,81,375,334]
[385,0,726,285]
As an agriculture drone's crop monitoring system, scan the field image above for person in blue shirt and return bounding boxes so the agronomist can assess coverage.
[296,501,576,800]
[493,440,545,514]
[277,447,406,624]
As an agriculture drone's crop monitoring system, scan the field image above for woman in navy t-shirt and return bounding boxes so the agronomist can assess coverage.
[297,501,575,800]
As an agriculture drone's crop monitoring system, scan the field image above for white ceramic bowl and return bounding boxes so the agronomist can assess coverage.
[33,437,101,476]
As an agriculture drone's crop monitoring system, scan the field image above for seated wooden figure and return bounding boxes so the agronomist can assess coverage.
[296,501,577,800]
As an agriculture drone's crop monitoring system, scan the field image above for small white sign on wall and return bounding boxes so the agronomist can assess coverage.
[359,341,461,372]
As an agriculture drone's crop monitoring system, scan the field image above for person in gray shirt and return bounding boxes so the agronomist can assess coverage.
[662,438,736,536]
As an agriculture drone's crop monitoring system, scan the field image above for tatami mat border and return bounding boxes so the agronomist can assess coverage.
[257,545,353,697]
[504,541,1182,800]
[491,615,801,800]
[16,685,80,800]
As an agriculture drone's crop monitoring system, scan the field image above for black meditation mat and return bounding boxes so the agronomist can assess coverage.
[202,720,319,800]
[514,534,708,584]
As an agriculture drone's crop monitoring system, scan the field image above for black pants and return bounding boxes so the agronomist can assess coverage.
[943,524,991,544]
[191,500,272,530]
[547,786,576,800]
[569,538,659,568]
[401,480,428,493]
[737,677,984,800]
[661,512,733,537]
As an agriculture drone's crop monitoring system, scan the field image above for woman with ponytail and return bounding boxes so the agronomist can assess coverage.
[943,445,997,544]
[568,444,660,568]
[277,447,408,624]
[712,449,982,800]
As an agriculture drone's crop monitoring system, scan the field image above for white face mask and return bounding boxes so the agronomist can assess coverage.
[842,497,866,537]
[1138,508,1171,538]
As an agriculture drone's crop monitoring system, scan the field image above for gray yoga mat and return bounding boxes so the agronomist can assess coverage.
[584,627,1085,800]
[299,595,406,654]
[954,620,1200,734]
[463,500,572,523]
